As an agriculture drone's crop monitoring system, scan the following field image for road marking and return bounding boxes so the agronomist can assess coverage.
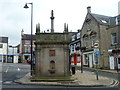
[5,67,9,73]
[4,81,12,84]
[111,79,119,87]
[17,68,20,71]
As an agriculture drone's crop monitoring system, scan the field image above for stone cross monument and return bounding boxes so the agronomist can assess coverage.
[34,10,74,80]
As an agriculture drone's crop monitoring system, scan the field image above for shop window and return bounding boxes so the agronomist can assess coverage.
[77,57,81,62]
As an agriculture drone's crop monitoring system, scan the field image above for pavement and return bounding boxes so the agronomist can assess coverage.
[83,67,120,74]
[14,70,119,87]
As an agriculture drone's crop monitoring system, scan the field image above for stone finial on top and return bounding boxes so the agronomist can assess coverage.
[64,23,68,33]
[51,10,54,17]
[21,29,24,36]
[36,23,40,34]
[66,24,68,32]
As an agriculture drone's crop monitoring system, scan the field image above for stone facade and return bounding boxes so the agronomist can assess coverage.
[107,24,120,69]
[34,24,74,78]
[81,7,120,69]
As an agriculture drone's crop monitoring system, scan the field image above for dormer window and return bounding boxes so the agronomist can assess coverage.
[101,19,107,24]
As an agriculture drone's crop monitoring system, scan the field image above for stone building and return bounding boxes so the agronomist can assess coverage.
[81,6,111,68]
[34,10,74,78]
[81,6,120,69]
[107,15,120,69]
[19,30,36,63]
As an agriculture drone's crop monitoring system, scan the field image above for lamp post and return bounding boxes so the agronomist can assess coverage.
[24,2,33,76]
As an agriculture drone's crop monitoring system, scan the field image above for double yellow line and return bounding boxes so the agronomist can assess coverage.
[110,79,120,87]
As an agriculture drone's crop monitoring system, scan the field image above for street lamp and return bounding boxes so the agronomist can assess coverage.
[24,2,33,76]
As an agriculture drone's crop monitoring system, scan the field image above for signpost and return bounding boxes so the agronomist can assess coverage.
[94,40,99,80]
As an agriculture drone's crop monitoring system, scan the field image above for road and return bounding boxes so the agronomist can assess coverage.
[1,63,120,89]
[2,63,30,88]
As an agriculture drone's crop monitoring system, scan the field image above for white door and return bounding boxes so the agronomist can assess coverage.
[109,56,114,70]
[89,54,93,67]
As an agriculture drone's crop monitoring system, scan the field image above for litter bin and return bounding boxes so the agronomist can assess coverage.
[71,66,76,74]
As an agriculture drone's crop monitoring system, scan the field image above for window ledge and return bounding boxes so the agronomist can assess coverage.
[111,43,118,46]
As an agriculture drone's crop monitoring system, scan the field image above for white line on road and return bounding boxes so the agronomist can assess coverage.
[4,81,12,84]
[17,68,20,71]
[5,67,9,73]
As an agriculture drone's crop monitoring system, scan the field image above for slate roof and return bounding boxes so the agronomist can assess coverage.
[91,13,111,26]
[22,34,36,40]
[91,13,120,27]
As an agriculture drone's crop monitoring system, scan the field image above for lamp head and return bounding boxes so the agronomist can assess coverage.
[24,3,29,9]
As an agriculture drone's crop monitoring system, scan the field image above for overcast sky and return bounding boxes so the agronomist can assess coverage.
[0,0,119,46]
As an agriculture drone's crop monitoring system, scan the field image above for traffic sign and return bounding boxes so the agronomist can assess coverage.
[95,51,99,56]
[94,40,99,48]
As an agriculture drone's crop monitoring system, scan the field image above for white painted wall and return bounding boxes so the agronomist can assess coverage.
[13,56,18,63]
[0,43,8,55]
[0,43,8,62]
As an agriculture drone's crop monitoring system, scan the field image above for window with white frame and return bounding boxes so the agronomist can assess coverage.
[77,56,81,62]
[111,33,117,44]
[74,44,76,52]
[72,35,75,41]
[71,45,74,52]
[77,33,80,39]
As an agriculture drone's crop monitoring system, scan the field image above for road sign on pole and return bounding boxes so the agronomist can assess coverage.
[94,40,99,80]
[95,51,99,56]
[94,40,99,48]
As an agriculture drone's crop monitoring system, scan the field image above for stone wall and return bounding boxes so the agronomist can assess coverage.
[34,32,73,78]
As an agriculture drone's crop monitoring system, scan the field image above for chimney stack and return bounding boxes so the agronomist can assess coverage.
[87,6,91,13]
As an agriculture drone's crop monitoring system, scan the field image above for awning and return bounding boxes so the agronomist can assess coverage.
[3,54,19,56]
[23,54,31,55]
